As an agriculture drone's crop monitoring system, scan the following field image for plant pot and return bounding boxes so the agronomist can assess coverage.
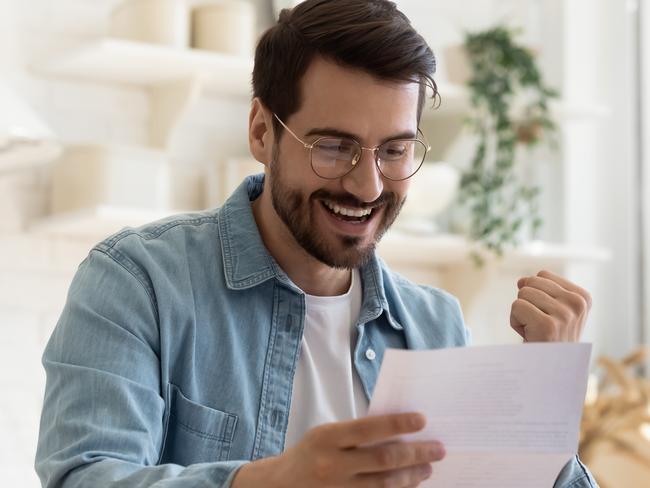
[109,0,189,48]
[191,1,256,56]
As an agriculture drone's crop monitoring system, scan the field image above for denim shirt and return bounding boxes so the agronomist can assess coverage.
[36,174,598,487]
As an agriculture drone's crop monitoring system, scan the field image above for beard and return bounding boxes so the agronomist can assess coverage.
[269,150,404,270]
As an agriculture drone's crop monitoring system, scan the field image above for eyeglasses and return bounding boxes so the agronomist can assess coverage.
[273,114,430,181]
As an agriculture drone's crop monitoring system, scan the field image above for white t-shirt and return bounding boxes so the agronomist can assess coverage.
[284,269,369,449]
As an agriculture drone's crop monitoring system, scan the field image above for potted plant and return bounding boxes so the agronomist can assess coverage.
[452,26,558,264]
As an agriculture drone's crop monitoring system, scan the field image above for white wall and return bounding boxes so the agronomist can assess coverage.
[566,0,642,359]
[0,0,642,485]
[396,0,640,363]
[0,1,259,485]
[641,0,650,370]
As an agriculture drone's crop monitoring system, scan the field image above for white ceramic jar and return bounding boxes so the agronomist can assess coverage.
[191,1,256,56]
[109,0,189,48]
[51,145,171,214]
[397,162,460,233]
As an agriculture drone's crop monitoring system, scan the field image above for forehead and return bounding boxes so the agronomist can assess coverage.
[292,57,420,137]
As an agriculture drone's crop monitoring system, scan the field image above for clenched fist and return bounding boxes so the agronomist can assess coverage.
[510,270,592,342]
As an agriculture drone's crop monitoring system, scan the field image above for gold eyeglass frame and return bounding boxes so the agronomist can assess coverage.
[273,113,431,181]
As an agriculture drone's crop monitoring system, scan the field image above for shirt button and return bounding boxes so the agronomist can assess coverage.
[365,348,376,361]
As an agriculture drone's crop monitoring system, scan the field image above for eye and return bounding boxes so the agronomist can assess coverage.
[316,139,356,157]
[380,141,409,160]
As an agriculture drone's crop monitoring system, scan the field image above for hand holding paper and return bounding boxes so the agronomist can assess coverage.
[232,412,445,488]
[368,343,592,487]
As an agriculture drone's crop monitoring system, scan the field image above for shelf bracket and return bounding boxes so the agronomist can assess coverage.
[149,76,203,149]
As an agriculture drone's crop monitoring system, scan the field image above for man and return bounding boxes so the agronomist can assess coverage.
[36,1,598,487]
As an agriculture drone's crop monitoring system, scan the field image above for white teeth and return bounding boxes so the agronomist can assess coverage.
[323,200,372,217]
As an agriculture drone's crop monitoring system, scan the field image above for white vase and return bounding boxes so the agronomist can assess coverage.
[398,162,460,233]
[109,0,189,48]
[191,1,256,56]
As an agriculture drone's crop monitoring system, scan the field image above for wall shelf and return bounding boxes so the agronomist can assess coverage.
[30,205,191,241]
[30,206,613,269]
[33,39,609,150]
[423,82,610,121]
[378,231,611,269]
[36,38,253,97]
[33,38,254,148]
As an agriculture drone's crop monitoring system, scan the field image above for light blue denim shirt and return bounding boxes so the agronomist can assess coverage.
[36,174,598,487]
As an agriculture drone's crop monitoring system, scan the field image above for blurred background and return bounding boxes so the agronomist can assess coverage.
[0,0,648,486]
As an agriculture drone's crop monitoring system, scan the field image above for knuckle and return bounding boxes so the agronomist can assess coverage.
[567,292,588,313]
[376,474,399,488]
[557,304,573,322]
[375,445,397,468]
[414,445,429,463]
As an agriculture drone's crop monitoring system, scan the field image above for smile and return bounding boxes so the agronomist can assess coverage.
[321,199,374,223]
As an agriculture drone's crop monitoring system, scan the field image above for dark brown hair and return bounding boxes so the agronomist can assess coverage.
[252,0,438,138]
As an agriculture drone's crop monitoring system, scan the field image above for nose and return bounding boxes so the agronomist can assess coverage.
[341,147,384,203]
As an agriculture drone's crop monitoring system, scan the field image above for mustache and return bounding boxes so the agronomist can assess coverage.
[311,189,399,209]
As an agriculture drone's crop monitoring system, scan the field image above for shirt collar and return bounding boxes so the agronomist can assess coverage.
[219,174,403,331]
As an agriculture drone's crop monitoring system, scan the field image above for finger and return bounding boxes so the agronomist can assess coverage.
[510,298,558,342]
[347,441,445,474]
[317,413,426,448]
[517,274,590,322]
[517,275,566,298]
[517,285,567,317]
[522,276,590,326]
[534,270,592,309]
[354,463,433,488]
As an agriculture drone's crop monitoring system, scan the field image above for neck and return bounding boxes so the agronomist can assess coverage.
[252,188,351,296]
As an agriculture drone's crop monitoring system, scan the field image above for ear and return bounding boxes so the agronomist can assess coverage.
[249,98,275,167]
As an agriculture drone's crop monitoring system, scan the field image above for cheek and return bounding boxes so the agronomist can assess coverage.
[390,180,410,202]
[276,145,321,184]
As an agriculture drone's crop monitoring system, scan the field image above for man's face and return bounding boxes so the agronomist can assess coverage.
[269,57,419,269]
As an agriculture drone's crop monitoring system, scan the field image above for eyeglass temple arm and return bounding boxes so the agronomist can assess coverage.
[273,113,312,149]
[275,112,430,152]
[418,127,432,151]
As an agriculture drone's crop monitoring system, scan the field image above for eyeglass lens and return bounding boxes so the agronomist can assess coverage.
[310,137,427,180]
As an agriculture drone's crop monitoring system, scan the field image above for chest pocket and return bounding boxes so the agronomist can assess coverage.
[160,383,238,466]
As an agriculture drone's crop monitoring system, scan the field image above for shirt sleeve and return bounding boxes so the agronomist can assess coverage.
[464,325,473,346]
[553,455,600,487]
[35,249,248,487]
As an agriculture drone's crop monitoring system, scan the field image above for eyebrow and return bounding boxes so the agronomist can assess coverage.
[304,127,417,144]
